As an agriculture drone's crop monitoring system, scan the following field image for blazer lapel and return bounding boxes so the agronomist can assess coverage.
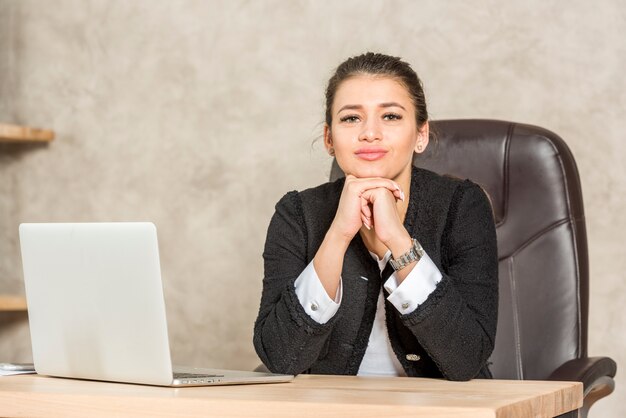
[406,166,446,270]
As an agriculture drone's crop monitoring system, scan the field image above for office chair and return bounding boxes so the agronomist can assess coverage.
[329,119,617,417]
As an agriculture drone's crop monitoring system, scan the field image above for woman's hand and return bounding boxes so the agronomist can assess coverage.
[360,187,408,247]
[360,186,415,283]
[315,175,407,297]
[328,175,404,243]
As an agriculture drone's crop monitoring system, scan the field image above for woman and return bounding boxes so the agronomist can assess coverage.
[253,52,498,381]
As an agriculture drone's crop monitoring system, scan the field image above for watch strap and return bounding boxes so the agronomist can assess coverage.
[389,239,424,272]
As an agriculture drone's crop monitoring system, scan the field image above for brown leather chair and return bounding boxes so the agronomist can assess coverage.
[330,119,617,417]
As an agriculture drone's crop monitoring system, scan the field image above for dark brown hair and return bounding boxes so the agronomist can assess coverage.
[324,52,428,129]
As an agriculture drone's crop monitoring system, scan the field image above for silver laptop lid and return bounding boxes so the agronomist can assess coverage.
[20,222,174,386]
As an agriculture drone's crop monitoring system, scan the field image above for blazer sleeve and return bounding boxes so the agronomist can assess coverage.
[400,180,499,381]
[253,191,338,375]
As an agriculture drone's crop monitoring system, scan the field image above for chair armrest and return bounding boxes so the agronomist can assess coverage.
[549,356,616,418]
[548,356,616,394]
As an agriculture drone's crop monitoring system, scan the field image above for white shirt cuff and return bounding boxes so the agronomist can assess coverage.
[384,251,442,314]
[293,260,342,324]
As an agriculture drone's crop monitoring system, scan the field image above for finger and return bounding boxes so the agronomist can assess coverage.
[391,182,406,202]
[392,188,404,202]
[357,178,401,193]
[350,177,404,197]
[362,187,402,204]
[361,202,372,229]
[361,213,371,230]
[360,195,372,219]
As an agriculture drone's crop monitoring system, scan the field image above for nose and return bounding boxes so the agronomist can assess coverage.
[358,118,382,142]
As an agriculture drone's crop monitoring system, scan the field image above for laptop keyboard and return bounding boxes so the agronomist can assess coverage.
[173,371,226,385]
[174,372,223,379]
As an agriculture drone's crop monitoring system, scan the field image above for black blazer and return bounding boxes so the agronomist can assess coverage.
[254,166,498,380]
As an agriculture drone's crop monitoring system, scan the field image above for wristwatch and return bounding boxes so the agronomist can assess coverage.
[389,239,424,271]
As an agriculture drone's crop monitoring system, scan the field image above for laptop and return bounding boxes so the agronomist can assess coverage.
[19,222,293,387]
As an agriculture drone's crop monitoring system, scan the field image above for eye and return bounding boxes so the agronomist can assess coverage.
[339,115,360,123]
[383,113,402,121]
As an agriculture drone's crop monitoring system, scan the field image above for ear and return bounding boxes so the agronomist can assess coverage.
[414,121,430,154]
[323,124,333,153]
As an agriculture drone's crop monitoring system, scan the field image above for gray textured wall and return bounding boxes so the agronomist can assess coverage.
[1,1,623,415]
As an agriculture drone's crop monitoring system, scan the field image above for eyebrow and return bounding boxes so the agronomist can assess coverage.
[336,102,406,114]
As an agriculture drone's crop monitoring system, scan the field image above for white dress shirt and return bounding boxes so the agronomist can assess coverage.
[293,247,442,376]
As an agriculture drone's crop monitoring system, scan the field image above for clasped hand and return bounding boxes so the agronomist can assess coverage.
[331,174,408,247]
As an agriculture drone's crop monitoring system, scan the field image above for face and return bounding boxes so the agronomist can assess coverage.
[324,75,428,181]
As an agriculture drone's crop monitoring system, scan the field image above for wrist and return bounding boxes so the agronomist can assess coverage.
[389,238,424,273]
[385,234,413,258]
[326,224,353,250]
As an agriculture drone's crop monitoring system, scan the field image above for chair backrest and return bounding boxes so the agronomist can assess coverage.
[330,119,588,380]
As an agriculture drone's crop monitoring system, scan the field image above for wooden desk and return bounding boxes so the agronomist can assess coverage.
[0,374,582,417]
[0,295,27,312]
[0,123,54,142]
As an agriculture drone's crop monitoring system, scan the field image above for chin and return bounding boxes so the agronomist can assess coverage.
[340,159,413,181]
[346,165,392,179]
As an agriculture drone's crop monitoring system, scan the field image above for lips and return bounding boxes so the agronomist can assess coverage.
[355,147,388,161]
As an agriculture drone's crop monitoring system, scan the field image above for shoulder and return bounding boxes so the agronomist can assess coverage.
[414,166,469,191]
[269,179,343,257]
[433,174,495,233]
[299,177,344,207]
[271,177,344,236]
[275,177,344,215]
[410,167,494,234]
[414,166,490,207]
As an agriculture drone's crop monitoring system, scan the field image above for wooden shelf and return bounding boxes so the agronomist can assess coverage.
[0,123,54,143]
[0,295,27,312]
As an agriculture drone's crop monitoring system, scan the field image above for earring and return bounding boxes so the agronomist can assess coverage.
[417,144,423,152]
[329,148,335,156]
